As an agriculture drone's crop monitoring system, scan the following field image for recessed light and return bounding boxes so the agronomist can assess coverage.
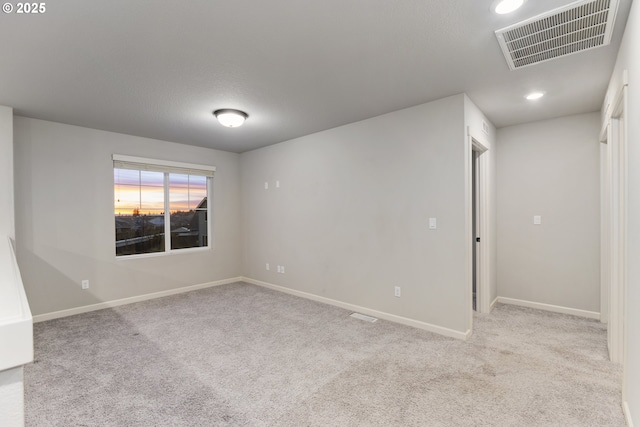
[525,92,545,100]
[492,0,525,14]
[213,109,248,128]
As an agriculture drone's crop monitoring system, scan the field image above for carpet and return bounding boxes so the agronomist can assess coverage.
[25,282,624,426]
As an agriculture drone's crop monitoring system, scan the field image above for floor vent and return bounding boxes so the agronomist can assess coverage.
[350,312,378,323]
[495,0,619,70]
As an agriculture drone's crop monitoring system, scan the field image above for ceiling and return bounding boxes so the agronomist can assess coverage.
[0,0,632,153]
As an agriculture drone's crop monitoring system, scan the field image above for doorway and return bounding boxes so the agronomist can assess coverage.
[468,137,489,318]
[472,150,479,311]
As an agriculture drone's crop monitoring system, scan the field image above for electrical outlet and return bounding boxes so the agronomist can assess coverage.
[266,263,270,271]
[264,182,269,190]
[81,279,89,290]
[394,286,401,297]
[280,265,285,274]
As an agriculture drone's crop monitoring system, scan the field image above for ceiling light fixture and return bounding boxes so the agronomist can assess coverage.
[213,109,248,128]
[493,0,525,14]
[525,92,545,100]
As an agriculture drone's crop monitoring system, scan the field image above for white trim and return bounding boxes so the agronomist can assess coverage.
[115,246,211,261]
[33,277,241,323]
[164,172,171,252]
[623,401,634,427]
[490,296,498,312]
[112,154,216,173]
[466,130,492,340]
[601,140,610,324]
[600,70,629,141]
[474,140,491,314]
[497,297,600,319]
[242,277,470,341]
[465,131,473,332]
[604,76,627,364]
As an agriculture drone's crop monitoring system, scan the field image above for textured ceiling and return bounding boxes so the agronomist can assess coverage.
[0,0,632,152]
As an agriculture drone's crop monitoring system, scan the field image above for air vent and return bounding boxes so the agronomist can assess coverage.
[495,0,619,70]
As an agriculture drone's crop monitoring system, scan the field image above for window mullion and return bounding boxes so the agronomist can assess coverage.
[164,173,171,252]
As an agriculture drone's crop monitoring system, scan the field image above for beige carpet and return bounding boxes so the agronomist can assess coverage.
[25,282,624,426]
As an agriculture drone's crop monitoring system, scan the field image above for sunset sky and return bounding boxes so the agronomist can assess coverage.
[114,169,207,215]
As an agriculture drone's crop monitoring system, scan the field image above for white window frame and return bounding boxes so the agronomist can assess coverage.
[113,154,215,259]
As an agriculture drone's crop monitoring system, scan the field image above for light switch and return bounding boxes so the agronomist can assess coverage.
[429,217,437,230]
[534,215,542,225]
[264,182,269,190]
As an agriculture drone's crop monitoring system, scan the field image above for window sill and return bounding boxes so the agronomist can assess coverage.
[115,246,211,260]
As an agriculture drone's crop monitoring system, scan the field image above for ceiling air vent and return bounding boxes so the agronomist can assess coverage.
[495,0,619,70]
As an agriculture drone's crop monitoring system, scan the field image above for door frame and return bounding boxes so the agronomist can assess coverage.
[465,130,491,333]
[600,70,627,369]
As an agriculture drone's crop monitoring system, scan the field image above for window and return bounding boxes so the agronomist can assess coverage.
[113,155,215,257]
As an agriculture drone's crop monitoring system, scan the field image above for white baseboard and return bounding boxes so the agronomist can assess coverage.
[33,277,242,323]
[623,401,634,427]
[490,297,498,312]
[496,297,600,320]
[241,277,469,341]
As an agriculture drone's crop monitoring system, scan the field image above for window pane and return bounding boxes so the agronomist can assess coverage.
[114,169,165,215]
[170,209,207,250]
[139,185,165,212]
[115,169,140,215]
[115,184,141,215]
[115,210,165,256]
[169,174,190,212]
[115,168,166,256]
[114,168,140,186]
[170,174,207,212]
[140,171,164,187]
[169,174,208,250]
[188,176,207,210]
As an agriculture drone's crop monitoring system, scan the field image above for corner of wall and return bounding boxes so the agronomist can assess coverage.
[0,106,14,241]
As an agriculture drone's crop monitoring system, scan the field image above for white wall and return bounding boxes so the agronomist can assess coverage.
[0,106,14,240]
[605,0,640,422]
[241,95,472,335]
[13,117,242,316]
[0,369,24,427]
[0,106,26,426]
[496,113,601,313]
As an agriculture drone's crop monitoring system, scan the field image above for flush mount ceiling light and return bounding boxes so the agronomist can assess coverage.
[213,109,248,128]
[492,0,525,14]
[525,92,545,100]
